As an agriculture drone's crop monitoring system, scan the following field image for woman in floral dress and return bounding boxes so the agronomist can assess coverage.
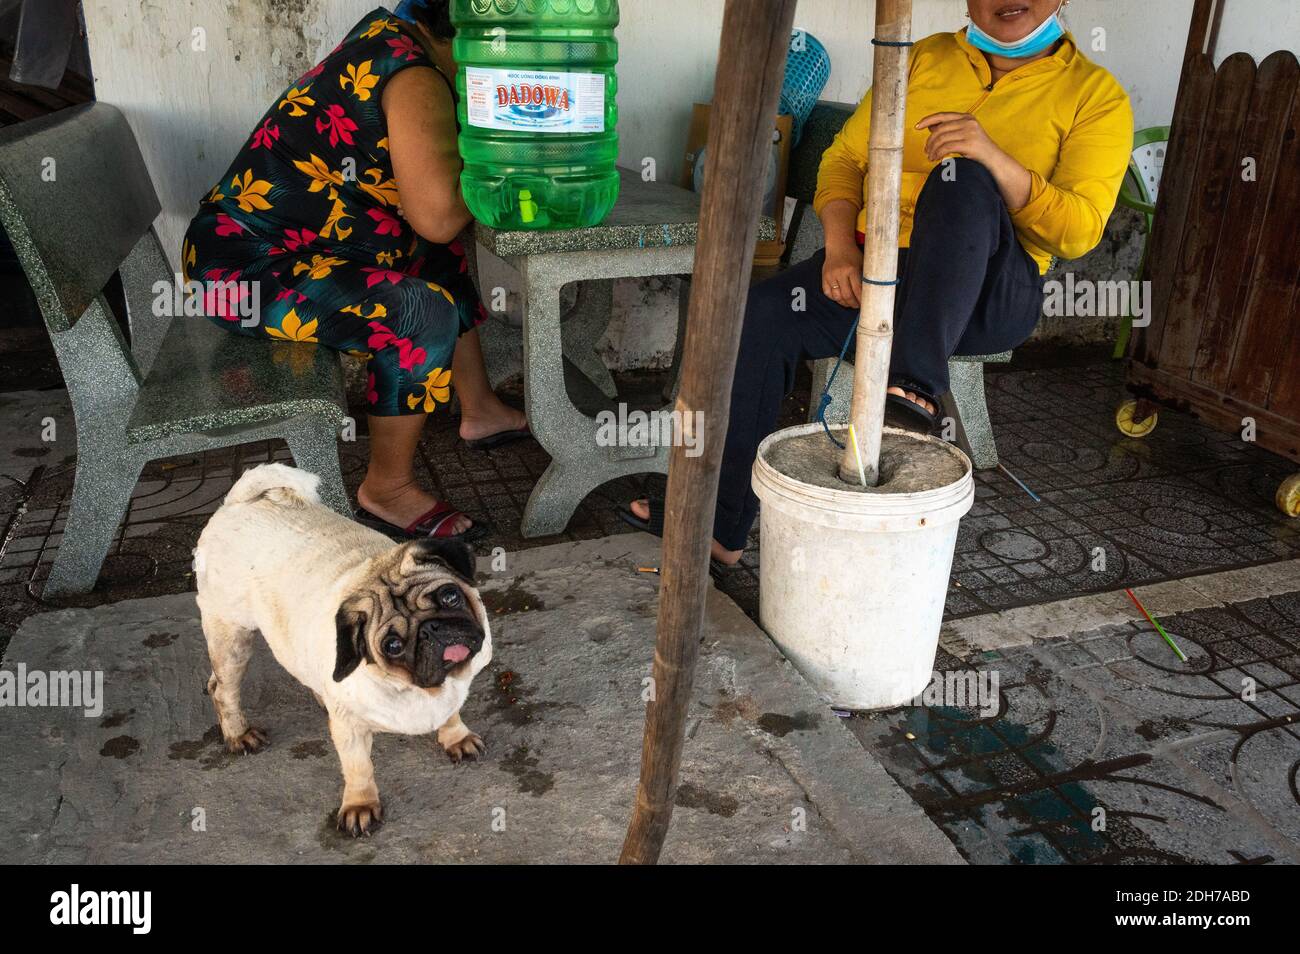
[183,1,523,540]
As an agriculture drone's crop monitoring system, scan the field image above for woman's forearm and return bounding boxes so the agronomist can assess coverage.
[916,111,1033,211]
[818,199,861,252]
[981,149,1033,211]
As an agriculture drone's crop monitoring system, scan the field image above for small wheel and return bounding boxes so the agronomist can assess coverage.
[1277,473,1300,518]
[1116,399,1158,438]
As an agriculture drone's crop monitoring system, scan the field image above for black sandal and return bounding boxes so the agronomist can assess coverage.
[617,497,665,535]
[884,391,938,435]
[617,498,738,581]
[464,426,532,451]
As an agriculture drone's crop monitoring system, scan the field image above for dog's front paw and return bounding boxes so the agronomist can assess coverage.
[336,799,383,838]
[226,726,269,754]
[442,731,486,763]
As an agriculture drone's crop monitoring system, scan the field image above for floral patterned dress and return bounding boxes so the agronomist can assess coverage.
[182,7,484,416]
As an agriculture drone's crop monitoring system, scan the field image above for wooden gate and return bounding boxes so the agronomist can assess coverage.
[1129,47,1300,466]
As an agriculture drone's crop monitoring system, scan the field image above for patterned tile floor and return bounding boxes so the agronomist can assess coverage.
[2,355,1298,865]
[848,591,1300,864]
[2,359,1298,649]
[0,372,612,650]
[718,360,1300,621]
[0,373,655,654]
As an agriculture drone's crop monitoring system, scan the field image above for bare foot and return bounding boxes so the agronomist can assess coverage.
[357,479,472,535]
[628,499,743,566]
[458,398,527,443]
[886,386,936,416]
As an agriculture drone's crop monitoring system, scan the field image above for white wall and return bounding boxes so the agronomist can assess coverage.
[83,1,1300,270]
[83,0,368,269]
[617,0,1298,189]
[83,0,1295,269]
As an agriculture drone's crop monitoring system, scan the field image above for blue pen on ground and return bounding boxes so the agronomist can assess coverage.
[997,462,1041,502]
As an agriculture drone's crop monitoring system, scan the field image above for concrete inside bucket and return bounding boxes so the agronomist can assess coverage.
[764,428,967,494]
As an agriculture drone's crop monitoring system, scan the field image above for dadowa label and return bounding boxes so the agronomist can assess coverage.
[465,66,605,133]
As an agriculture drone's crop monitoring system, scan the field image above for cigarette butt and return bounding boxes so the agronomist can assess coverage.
[637,566,660,574]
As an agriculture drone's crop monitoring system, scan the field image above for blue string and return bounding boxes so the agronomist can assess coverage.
[816,274,899,448]
[816,324,857,449]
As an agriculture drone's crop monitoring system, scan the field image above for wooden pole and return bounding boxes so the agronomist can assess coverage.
[619,0,797,865]
[839,0,912,485]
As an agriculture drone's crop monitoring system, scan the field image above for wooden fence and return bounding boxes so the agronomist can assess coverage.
[1130,48,1300,464]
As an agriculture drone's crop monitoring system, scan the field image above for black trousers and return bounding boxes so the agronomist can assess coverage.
[713,158,1045,551]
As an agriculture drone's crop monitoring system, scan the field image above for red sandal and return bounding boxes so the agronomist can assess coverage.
[355,501,490,543]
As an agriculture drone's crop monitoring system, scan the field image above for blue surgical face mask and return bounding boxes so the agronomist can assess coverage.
[966,3,1066,58]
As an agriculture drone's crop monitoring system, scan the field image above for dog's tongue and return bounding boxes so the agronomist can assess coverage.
[443,644,471,664]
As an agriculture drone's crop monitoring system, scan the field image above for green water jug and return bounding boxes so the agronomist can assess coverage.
[451,0,620,230]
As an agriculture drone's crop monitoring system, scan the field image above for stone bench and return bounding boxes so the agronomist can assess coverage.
[0,103,348,596]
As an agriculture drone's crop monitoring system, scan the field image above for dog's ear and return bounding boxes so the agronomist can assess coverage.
[333,605,370,683]
[403,538,476,582]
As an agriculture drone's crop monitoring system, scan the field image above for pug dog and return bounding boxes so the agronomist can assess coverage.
[193,463,491,836]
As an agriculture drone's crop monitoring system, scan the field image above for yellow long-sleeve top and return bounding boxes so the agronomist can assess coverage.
[813,29,1134,274]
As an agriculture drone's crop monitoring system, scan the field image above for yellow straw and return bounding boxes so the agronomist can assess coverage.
[847,423,867,486]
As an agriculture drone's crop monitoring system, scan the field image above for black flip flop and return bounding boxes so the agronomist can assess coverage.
[355,503,491,544]
[884,391,938,435]
[464,426,532,451]
[617,497,665,535]
[617,498,737,581]
[708,559,736,584]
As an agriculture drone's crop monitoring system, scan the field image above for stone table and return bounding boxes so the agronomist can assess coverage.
[474,167,776,538]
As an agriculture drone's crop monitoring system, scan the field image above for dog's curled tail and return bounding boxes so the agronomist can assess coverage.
[224,462,323,508]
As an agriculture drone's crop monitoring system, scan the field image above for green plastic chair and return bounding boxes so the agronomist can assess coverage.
[1112,125,1170,358]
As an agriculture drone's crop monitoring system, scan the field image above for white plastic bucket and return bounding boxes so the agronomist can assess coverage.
[751,423,974,710]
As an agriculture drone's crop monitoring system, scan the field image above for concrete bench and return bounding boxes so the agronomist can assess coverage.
[0,103,348,596]
[787,101,1010,469]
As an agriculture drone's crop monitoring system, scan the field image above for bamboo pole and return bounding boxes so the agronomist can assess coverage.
[839,0,913,485]
[619,0,797,865]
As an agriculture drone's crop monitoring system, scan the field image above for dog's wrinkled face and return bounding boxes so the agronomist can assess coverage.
[333,538,486,689]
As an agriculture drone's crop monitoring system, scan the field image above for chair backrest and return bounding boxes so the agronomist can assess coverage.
[0,102,161,333]
[1127,125,1171,207]
[786,100,856,205]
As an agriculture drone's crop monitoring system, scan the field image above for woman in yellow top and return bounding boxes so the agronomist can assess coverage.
[622,0,1133,569]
